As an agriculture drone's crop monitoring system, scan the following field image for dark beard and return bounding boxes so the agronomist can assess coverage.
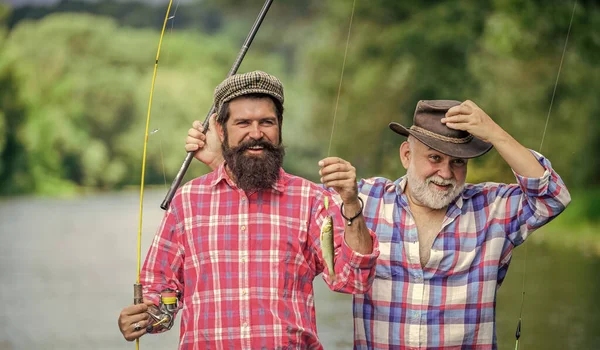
[222,136,285,192]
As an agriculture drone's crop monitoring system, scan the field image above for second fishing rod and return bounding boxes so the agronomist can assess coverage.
[160,0,274,210]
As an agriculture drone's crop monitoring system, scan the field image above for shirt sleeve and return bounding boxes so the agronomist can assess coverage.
[311,190,380,294]
[140,189,186,331]
[488,150,571,247]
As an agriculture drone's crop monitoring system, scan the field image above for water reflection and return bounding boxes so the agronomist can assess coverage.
[0,190,597,349]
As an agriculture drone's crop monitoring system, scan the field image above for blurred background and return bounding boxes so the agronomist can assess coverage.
[0,0,598,349]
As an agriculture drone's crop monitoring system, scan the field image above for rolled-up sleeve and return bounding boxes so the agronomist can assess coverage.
[501,150,571,246]
[313,193,380,293]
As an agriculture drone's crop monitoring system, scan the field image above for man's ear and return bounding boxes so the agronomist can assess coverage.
[214,116,225,143]
[399,141,410,169]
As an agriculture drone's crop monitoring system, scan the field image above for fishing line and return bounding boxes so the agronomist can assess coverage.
[152,1,182,191]
[149,129,168,190]
[515,2,577,349]
[326,0,357,157]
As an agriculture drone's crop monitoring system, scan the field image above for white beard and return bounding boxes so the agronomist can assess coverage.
[406,166,465,210]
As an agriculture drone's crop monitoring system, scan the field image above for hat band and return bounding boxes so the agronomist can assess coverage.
[410,125,473,144]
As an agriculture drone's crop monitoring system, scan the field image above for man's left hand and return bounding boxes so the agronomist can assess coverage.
[318,157,359,205]
[442,100,503,143]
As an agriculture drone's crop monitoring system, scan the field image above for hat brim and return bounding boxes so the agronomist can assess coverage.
[389,122,493,159]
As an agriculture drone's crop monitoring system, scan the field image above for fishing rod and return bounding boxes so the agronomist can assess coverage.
[160,0,274,210]
[514,2,577,349]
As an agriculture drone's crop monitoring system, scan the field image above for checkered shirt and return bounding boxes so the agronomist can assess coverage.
[352,151,571,349]
[141,164,379,349]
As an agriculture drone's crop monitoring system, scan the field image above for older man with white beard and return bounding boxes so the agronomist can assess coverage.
[186,99,571,349]
[346,99,570,349]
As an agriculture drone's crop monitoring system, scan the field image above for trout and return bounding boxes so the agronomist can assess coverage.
[320,215,336,282]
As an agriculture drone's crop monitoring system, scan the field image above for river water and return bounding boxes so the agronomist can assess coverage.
[0,190,598,349]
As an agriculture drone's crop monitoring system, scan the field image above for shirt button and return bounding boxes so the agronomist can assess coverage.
[242,289,247,295]
[241,257,247,263]
[241,197,246,201]
[241,226,246,231]
[242,322,248,328]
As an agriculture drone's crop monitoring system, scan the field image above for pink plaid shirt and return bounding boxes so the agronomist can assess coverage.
[141,164,379,349]
[353,151,571,349]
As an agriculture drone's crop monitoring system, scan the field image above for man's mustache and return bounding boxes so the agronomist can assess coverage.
[425,175,456,189]
[232,139,279,153]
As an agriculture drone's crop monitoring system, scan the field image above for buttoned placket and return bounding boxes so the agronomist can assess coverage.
[239,192,251,348]
[395,196,420,347]
[401,193,462,348]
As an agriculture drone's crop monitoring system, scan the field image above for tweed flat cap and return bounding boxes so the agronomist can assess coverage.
[214,71,284,118]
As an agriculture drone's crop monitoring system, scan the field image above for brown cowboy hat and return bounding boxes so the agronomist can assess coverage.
[389,100,493,159]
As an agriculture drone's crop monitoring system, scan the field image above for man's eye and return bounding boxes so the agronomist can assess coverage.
[452,159,467,166]
[429,155,441,162]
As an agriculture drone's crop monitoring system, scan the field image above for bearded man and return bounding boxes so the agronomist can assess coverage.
[118,71,379,349]
[350,99,570,349]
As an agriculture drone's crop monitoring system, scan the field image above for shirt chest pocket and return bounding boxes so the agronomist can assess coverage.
[433,230,481,275]
[373,224,399,279]
[247,217,309,262]
[256,218,314,292]
[183,217,239,277]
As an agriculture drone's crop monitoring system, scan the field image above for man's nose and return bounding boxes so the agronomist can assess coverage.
[248,123,263,139]
[437,162,453,179]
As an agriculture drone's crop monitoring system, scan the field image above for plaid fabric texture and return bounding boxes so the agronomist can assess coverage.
[141,164,379,350]
[352,151,570,349]
[213,71,284,116]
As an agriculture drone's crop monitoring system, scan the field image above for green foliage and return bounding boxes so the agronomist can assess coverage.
[0,0,598,197]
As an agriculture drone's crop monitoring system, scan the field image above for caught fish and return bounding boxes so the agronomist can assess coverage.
[321,197,336,282]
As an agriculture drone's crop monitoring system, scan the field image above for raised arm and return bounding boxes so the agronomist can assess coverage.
[442,100,544,177]
[442,100,571,245]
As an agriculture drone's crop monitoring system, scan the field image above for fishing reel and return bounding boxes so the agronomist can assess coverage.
[134,284,181,333]
[145,289,180,333]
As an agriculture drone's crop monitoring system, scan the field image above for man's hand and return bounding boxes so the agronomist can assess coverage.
[318,157,373,254]
[185,114,224,170]
[442,100,504,144]
[318,157,359,205]
[117,299,154,341]
[444,99,545,177]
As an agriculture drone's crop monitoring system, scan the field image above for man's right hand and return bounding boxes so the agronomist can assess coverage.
[185,114,224,170]
[117,300,153,341]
